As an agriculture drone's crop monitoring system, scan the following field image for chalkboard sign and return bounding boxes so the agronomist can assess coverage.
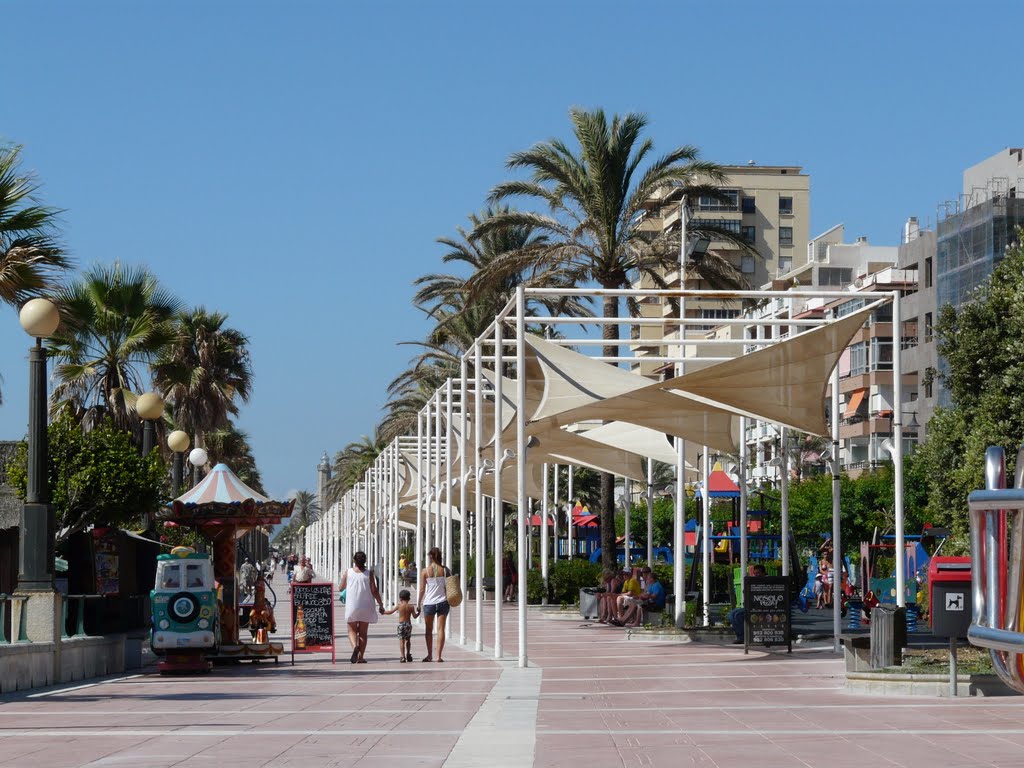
[291,582,336,663]
[744,576,791,654]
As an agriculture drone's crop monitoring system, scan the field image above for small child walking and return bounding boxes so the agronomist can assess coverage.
[382,589,420,662]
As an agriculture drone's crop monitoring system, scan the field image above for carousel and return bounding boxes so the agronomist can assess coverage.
[161,463,295,663]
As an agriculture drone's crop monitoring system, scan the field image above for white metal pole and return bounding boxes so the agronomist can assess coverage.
[567,466,574,558]
[541,463,549,603]
[424,403,433,556]
[646,460,654,566]
[702,448,711,627]
[416,413,424,602]
[435,390,443,557]
[892,290,906,608]
[458,362,468,645]
[739,417,749,586]
[674,196,688,626]
[445,380,454,639]
[515,286,528,668]
[493,321,504,659]
[474,344,485,652]
[624,476,631,567]
[781,426,790,577]
[832,368,842,651]
[553,464,560,561]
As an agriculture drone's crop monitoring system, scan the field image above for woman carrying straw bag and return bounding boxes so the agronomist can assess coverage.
[418,547,452,662]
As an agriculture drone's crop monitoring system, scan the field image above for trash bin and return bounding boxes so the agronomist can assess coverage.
[579,587,603,619]
[870,605,906,668]
[928,557,972,638]
[124,634,144,670]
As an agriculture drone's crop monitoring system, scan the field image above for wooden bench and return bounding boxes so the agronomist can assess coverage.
[468,577,496,601]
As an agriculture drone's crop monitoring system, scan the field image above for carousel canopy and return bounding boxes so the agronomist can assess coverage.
[162,463,295,528]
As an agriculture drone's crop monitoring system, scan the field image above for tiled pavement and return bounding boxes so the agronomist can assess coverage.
[2,601,1024,767]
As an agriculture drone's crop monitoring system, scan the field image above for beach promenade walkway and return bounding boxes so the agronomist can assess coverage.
[2,601,1024,767]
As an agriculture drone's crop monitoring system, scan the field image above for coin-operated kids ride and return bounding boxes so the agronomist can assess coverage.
[151,546,220,673]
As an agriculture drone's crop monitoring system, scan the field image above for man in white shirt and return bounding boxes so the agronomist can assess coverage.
[292,556,315,584]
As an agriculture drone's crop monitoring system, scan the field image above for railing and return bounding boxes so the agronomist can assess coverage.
[61,594,105,639]
[0,593,29,644]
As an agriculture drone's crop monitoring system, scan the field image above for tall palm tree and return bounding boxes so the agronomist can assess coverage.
[469,107,753,572]
[203,421,265,494]
[291,489,321,531]
[152,307,253,451]
[0,143,69,307]
[326,430,389,503]
[49,262,182,430]
[1,144,70,404]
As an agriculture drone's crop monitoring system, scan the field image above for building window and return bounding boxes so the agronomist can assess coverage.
[741,255,756,274]
[924,256,933,288]
[692,218,741,235]
[849,342,868,376]
[779,257,792,273]
[741,196,756,214]
[924,312,933,343]
[819,266,853,286]
[741,225,756,243]
[696,190,739,212]
[779,197,793,215]
[870,338,893,371]
[779,227,793,247]
[924,377,933,399]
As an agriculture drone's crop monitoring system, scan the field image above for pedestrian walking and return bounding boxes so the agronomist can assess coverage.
[418,547,451,662]
[339,551,384,663]
[382,589,420,663]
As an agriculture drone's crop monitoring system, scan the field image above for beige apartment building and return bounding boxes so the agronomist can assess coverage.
[631,163,811,375]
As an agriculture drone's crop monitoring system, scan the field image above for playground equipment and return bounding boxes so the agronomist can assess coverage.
[966,446,1024,694]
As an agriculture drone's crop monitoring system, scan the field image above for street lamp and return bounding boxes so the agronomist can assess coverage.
[189,447,209,488]
[167,430,191,497]
[137,392,164,456]
[17,298,60,592]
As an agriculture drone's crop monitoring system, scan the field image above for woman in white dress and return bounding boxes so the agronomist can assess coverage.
[338,551,384,663]
[417,547,450,663]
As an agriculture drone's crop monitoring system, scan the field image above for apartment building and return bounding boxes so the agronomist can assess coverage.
[631,163,811,376]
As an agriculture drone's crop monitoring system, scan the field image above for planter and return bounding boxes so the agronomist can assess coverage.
[845,671,1017,697]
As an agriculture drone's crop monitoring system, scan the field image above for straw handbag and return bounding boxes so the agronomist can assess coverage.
[445,570,463,608]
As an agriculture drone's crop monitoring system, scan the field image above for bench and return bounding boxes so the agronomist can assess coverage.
[839,631,872,672]
[467,577,496,601]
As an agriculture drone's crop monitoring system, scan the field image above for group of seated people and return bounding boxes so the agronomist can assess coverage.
[595,565,667,627]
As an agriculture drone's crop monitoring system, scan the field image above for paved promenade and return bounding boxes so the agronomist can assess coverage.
[2,601,1024,767]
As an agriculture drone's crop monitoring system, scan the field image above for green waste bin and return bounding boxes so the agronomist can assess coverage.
[733,567,743,608]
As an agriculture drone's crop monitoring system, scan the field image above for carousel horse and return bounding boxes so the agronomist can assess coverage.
[248,577,276,643]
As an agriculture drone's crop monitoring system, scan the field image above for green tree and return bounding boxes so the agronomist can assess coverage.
[0,143,69,307]
[470,107,752,572]
[152,307,253,452]
[915,235,1024,535]
[48,263,183,430]
[7,410,165,544]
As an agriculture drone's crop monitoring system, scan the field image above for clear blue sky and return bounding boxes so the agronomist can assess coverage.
[0,1,1019,500]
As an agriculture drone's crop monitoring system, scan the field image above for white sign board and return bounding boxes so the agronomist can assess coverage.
[945,592,965,612]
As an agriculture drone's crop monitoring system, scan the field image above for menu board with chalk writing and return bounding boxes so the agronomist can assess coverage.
[291,582,335,663]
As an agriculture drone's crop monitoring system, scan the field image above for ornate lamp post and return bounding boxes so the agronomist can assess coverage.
[17,298,60,592]
[167,430,191,498]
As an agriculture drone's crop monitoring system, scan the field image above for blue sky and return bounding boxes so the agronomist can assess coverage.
[0,1,1019,500]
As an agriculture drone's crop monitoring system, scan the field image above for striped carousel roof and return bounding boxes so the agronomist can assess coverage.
[175,463,271,505]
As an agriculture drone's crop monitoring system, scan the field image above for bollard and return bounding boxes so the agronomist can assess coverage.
[0,594,7,643]
[869,605,906,668]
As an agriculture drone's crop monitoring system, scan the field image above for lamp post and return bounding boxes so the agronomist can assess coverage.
[17,298,60,592]
[137,392,164,456]
[189,447,209,488]
[168,430,191,497]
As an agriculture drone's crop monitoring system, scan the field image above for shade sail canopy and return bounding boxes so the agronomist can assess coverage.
[660,303,880,437]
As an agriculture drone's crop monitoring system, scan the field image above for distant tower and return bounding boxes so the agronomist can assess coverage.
[317,451,332,513]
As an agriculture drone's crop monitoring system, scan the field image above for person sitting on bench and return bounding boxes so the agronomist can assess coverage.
[615,567,666,627]
[597,568,625,623]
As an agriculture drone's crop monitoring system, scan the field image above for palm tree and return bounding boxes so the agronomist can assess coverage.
[0,143,69,308]
[1,143,70,404]
[292,490,320,530]
[203,421,265,494]
[49,263,182,430]
[469,107,753,572]
[325,430,389,504]
[152,307,253,451]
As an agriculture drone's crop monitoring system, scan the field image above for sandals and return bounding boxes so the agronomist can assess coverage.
[357,658,367,664]
[406,653,413,662]
[436,658,444,663]
[422,655,433,662]
[400,657,407,663]
[350,648,359,664]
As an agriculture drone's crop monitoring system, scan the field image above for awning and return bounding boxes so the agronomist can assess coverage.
[844,388,867,418]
